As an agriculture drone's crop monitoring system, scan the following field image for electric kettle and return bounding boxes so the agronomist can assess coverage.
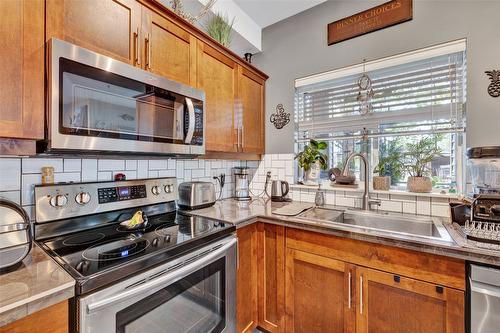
[271,180,291,202]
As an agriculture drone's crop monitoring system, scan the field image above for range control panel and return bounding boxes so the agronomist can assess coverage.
[98,185,147,203]
[34,178,177,223]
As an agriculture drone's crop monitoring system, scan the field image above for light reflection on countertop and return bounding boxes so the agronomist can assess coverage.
[0,244,75,327]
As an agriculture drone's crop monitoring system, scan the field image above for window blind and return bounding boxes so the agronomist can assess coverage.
[295,48,466,142]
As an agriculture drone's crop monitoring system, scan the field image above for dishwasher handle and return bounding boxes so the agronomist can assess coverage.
[471,279,500,299]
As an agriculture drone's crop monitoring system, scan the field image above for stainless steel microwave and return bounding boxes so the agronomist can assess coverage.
[44,38,205,155]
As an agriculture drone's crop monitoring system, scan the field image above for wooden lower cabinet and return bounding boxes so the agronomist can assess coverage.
[356,267,464,333]
[257,223,285,332]
[285,248,355,333]
[0,300,68,333]
[236,225,465,333]
[236,224,259,333]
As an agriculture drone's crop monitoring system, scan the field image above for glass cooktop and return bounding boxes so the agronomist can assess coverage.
[39,212,234,281]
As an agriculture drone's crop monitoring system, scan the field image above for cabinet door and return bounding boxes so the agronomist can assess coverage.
[285,248,355,333]
[142,7,197,85]
[238,67,265,154]
[258,224,285,332]
[236,224,259,333]
[197,42,237,152]
[0,0,44,141]
[356,267,464,333]
[46,0,141,65]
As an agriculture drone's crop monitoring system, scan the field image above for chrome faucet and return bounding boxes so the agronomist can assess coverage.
[341,152,381,211]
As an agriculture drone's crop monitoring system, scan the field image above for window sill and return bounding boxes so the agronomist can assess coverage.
[290,182,460,200]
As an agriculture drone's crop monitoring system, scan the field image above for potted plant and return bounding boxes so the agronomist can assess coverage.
[205,12,235,47]
[295,139,328,185]
[373,139,404,191]
[403,135,442,193]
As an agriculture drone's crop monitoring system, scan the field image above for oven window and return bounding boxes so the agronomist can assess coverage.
[116,257,226,333]
[59,58,195,144]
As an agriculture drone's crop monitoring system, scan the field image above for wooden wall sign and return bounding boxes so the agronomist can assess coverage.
[328,0,413,45]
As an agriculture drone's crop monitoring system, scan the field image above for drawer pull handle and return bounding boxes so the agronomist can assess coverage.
[394,275,401,283]
[436,285,444,294]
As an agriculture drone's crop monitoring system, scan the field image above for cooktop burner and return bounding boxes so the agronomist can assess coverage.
[39,212,234,286]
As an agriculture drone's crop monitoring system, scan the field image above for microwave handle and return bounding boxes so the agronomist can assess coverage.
[185,98,195,144]
[86,237,237,313]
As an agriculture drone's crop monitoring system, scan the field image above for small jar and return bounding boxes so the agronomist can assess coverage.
[315,184,325,206]
[41,166,54,184]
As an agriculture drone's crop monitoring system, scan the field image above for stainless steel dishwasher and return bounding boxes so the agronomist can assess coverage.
[470,264,500,332]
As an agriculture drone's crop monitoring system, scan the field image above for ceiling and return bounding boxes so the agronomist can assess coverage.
[233,0,327,28]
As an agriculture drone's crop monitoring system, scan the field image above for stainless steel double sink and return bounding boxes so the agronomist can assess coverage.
[295,207,452,242]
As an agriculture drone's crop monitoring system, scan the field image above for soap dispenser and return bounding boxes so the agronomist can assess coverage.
[315,183,325,206]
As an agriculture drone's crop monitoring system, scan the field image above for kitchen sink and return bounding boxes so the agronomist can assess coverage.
[296,207,452,242]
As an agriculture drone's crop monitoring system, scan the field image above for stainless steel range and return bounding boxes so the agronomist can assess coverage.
[34,178,236,333]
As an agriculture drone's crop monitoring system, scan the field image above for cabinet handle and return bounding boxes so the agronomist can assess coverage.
[145,34,152,70]
[133,28,140,66]
[348,271,352,309]
[241,125,244,149]
[359,275,363,315]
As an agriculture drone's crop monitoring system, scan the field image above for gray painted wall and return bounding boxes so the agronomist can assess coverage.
[253,0,500,154]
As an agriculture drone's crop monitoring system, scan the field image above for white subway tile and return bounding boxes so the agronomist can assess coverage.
[148,160,168,170]
[402,202,417,214]
[0,158,21,191]
[22,158,63,173]
[184,160,199,169]
[54,172,81,183]
[22,174,42,205]
[81,159,97,182]
[325,192,335,205]
[148,171,159,178]
[432,204,450,217]
[168,159,176,170]
[184,170,191,180]
[98,172,112,181]
[0,191,21,204]
[158,169,176,177]
[336,196,355,207]
[416,197,431,215]
[125,160,137,171]
[379,200,402,213]
[191,169,205,178]
[271,160,285,168]
[431,197,450,204]
[137,160,148,179]
[211,161,222,169]
[64,159,81,172]
[198,160,205,169]
[98,159,125,171]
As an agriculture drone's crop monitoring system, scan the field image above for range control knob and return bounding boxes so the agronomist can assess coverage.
[151,186,161,195]
[152,237,160,247]
[75,192,91,205]
[164,235,171,243]
[75,260,90,273]
[49,194,68,207]
[164,184,172,193]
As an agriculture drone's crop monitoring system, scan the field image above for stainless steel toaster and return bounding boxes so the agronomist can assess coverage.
[0,199,32,271]
[177,181,216,210]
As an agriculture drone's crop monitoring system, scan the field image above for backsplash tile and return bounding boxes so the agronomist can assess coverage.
[0,158,21,191]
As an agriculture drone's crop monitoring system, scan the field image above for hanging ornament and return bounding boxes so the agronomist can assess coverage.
[270,104,290,129]
[357,60,375,115]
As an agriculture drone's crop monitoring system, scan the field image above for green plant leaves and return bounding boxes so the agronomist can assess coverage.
[295,139,329,171]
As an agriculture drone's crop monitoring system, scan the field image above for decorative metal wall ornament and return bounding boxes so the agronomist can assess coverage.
[485,70,500,97]
[357,60,375,114]
[270,104,290,129]
[170,0,216,24]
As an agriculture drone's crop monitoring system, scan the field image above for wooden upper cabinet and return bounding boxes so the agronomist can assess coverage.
[0,0,44,141]
[238,67,265,154]
[141,7,197,85]
[285,248,356,333]
[257,224,285,332]
[46,0,141,65]
[197,42,237,152]
[356,267,464,333]
[236,224,259,333]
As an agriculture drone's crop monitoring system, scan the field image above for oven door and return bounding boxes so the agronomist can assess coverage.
[48,38,205,155]
[79,237,236,333]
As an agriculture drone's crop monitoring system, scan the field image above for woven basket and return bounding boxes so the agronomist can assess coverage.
[407,176,432,193]
[373,176,391,191]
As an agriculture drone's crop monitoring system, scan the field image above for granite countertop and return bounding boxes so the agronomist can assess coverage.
[0,244,75,327]
[185,198,500,267]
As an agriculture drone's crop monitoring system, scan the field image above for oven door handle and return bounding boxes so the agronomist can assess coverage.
[86,237,237,313]
[184,98,195,144]
[471,280,500,298]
